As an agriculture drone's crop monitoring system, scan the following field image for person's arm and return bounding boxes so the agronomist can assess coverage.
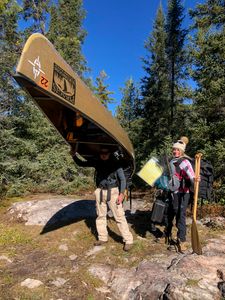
[116,167,126,204]
[70,151,95,168]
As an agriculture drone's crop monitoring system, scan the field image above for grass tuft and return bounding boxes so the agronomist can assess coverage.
[186,278,201,287]
[0,225,33,246]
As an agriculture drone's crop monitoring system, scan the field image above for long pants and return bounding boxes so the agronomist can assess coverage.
[166,192,190,242]
[94,187,133,244]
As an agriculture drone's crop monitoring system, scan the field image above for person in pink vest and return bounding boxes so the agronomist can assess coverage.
[166,136,196,253]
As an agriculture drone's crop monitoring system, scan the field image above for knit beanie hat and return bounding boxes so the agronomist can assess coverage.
[172,136,189,153]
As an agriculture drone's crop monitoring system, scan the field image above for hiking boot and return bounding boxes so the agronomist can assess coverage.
[154,236,166,244]
[167,244,177,252]
[154,231,168,244]
[167,238,178,252]
[94,240,107,246]
[123,243,133,252]
[177,240,189,253]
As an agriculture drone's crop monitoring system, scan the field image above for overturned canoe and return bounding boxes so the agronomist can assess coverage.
[14,33,135,171]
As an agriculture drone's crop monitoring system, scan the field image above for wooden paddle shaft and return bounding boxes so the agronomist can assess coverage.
[193,153,202,221]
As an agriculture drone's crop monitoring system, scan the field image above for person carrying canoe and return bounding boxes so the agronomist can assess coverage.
[70,147,133,252]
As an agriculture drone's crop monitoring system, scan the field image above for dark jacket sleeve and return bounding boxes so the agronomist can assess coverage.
[116,167,126,193]
[72,154,96,168]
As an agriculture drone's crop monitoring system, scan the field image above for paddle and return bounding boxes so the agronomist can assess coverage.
[191,153,202,255]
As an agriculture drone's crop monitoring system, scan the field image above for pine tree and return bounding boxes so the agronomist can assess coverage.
[116,78,143,165]
[189,0,225,200]
[190,0,225,28]
[22,0,51,35]
[0,0,25,196]
[116,78,140,130]
[48,0,87,76]
[165,0,188,135]
[0,0,92,197]
[0,0,22,115]
[0,0,23,121]
[189,0,225,145]
[94,70,114,108]
[140,4,170,158]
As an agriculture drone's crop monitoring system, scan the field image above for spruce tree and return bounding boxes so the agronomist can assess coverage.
[22,0,51,35]
[165,0,188,136]
[0,0,92,197]
[0,0,22,115]
[140,4,170,158]
[189,0,225,200]
[116,78,140,130]
[116,78,143,165]
[94,70,114,108]
[0,0,22,196]
[190,0,225,144]
[48,0,87,76]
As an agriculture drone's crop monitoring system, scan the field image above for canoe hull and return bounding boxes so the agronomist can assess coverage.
[14,33,135,171]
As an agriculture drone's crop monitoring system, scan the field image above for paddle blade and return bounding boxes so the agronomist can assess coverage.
[191,221,202,255]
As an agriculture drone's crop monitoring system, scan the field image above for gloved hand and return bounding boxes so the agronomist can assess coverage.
[70,148,77,157]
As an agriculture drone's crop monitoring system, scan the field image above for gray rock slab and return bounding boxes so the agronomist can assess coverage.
[8,197,96,226]
[89,235,225,300]
[7,196,144,229]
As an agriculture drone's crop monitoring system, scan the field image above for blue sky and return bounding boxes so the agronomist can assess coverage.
[82,0,199,113]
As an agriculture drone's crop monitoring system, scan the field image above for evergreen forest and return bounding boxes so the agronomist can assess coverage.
[1,0,225,203]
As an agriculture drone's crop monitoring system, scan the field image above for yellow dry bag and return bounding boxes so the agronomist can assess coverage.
[137,157,163,186]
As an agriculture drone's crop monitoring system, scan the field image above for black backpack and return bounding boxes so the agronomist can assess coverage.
[95,163,133,208]
[95,159,133,191]
[121,165,133,189]
[176,157,214,201]
[113,151,133,189]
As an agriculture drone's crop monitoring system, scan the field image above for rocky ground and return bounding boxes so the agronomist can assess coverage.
[0,192,225,300]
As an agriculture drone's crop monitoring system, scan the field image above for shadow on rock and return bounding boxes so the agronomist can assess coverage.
[40,199,96,234]
[40,200,124,244]
[85,217,123,244]
[127,209,165,239]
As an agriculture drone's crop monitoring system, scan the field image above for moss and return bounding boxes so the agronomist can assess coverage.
[0,225,33,246]
[2,274,14,285]
[0,196,23,211]
[10,286,49,300]
[87,295,95,300]
[82,270,103,288]
[186,278,201,287]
